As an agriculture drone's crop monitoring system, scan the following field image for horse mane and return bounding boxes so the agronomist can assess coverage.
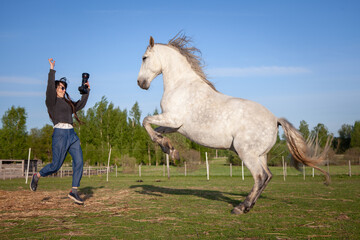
[167,33,217,92]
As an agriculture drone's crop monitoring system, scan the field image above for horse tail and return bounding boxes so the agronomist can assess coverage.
[277,118,333,185]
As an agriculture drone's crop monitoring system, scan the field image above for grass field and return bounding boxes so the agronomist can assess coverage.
[1,160,360,239]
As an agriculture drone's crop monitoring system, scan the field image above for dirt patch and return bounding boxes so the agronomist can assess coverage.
[336,214,350,220]
[0,188,137,221]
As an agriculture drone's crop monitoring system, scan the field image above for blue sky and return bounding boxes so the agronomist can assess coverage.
[0,0,359,136]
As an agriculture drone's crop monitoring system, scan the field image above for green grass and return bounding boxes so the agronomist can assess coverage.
[1,161,360,239]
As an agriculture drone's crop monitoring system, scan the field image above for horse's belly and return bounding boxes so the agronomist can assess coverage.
[178,126,233,149]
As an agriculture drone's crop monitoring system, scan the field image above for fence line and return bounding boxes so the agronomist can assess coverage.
[1,163,359,181]
[1,153,360,180]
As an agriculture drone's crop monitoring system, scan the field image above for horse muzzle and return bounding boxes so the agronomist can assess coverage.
[137,78,149,90]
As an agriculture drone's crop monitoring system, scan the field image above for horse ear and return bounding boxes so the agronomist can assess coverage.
[149,36,154,48]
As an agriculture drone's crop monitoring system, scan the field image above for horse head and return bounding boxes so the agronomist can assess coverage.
[137,36,162,90]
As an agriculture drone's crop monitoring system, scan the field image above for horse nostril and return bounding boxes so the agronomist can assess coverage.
[137,79,145,88]
[137,79,148,89]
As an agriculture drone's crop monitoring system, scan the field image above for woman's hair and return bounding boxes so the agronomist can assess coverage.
[50,80,83,124]
[55,79,67,89]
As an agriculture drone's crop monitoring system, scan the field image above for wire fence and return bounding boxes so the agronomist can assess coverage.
[1,157,359,181]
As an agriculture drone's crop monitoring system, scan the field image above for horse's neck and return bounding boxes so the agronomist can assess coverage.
[158,46,201,91]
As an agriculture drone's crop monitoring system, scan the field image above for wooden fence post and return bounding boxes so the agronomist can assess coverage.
[241,160,244,180]
[349,160,352,177]
[166,154,170,180]
[303,164,306,180]
[107,146,112,182]
[282,156,285,181]
[25,148,31,184]
[184,161,187,176]
[206,152,209,181]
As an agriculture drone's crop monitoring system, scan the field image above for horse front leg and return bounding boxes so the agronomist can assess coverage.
[143,114,182,160]
[155,126,178,134]
[155,126,179,159]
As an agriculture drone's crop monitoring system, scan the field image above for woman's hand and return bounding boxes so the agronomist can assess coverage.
[48,58,55,70]
[85,81,90,90]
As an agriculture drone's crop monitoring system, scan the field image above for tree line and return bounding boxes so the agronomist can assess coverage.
[1,97,359,167]
[0,97,218,167]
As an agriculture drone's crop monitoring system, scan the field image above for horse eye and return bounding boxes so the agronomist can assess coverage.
[142,56,147,62]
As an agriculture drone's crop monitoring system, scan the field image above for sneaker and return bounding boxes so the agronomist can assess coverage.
[68,191,84,204]
[30,173,38,192]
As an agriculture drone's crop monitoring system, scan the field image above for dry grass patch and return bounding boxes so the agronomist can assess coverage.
[0,188,137,221]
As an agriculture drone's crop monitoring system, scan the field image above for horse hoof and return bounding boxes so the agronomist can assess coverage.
[171,149,180,160]
[231,207,244,215]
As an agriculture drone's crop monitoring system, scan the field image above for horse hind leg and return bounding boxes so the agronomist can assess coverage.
[232,154,272,214]
[251,155,272,205]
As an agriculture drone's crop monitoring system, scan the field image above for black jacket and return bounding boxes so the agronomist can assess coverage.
[45,69,89,125]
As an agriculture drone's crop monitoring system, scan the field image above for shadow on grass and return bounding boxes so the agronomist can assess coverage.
[129,184,269,207]
[80,186,104,201]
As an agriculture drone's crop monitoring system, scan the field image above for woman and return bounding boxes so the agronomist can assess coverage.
[30,58,90,205]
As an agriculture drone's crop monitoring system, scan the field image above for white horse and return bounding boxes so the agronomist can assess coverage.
[137,34,332,214]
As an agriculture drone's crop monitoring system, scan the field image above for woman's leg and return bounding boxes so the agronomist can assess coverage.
[39,129,69,177]
[68,131,83,188]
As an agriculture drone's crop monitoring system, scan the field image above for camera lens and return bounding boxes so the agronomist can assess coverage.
[82,73,90,79]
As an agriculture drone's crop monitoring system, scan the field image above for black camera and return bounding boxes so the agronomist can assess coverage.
[78,73,90,94]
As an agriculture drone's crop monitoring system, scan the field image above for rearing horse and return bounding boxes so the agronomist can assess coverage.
[137,34,332,214]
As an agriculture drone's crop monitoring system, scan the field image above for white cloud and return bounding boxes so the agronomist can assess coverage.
[0,76,42,85]
[207,66,311,78]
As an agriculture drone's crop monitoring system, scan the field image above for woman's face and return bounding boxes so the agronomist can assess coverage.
[56,82,66,98]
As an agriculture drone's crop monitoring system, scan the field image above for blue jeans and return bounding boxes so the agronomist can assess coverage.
[39,128,83,187]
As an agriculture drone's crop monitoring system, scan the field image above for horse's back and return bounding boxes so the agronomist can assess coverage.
[221,95,277,138]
